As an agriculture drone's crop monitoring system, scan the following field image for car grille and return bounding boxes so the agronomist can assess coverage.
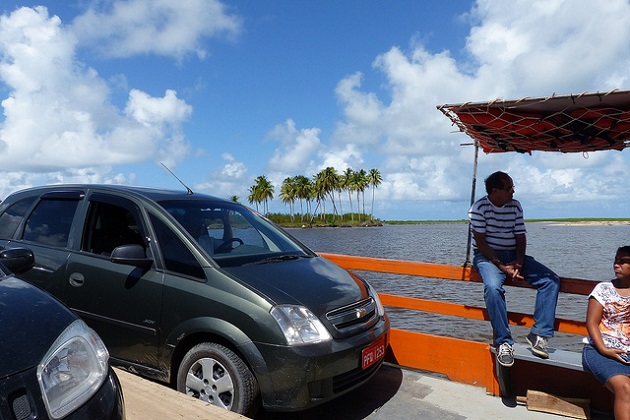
[10,391,32,420]
[326,297,378,338]
[0,369,41,420]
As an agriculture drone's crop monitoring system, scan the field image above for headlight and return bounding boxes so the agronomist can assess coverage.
[270,305,332,345]
[37,320,109,419]
[367,283,385,316]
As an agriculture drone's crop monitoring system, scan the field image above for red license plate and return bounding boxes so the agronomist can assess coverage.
[361,338,385,370]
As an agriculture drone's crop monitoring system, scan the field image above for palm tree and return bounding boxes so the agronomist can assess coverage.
[279,177,297,221]
[245,167,382,224]
[341,168,354,221]
[294,175,312,221]
[315,167,339,222]
[336,180,344,223]
[312,171,327,220]
[247,185,260,212]
[368,168,382,222]
[229,195,239,203]
[247,176,274,215]
[254,175,274,216]
[353,169,368,222]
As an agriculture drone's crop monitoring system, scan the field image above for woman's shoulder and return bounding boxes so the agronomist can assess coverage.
[593,280,615,290]
[591,281,625,301]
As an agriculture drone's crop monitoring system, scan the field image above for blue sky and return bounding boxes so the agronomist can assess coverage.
[2,1,630,220]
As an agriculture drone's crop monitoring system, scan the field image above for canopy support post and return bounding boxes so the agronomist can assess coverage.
[465,141,479,267]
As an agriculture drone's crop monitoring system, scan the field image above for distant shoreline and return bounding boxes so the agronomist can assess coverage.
[539,220,630,226]
[385,218,630,226]
[282,218,630,228]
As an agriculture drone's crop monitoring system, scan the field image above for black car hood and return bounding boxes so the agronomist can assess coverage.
[0,277,76,377]
[223,256,370,314]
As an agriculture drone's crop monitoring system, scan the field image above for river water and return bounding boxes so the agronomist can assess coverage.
[288,222,630,351]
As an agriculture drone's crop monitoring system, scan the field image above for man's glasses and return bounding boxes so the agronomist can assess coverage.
[614,258,630,265]
[502,185,515,192]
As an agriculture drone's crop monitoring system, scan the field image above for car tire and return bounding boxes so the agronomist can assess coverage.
[177,342,260,416]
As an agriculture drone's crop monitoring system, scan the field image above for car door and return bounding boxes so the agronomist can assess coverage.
[64,193,163,369]
[7,191,84,299]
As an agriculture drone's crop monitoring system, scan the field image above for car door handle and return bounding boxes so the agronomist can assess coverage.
[69,272,85,287]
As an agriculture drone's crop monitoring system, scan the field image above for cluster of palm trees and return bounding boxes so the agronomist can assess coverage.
[246,168,383,224]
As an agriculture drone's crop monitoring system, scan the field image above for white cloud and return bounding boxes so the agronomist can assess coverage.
[220,153,247,178]
[0,6,193,175]
[468,0,630,94]
[125,89,192,126]
[267,119,321,173]
[193,153,248,199]
[318,144,364,173]
[333,72,386,146]
[70,0,242,59]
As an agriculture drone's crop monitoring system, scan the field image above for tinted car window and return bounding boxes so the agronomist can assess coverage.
[149,213,205,279]
[0,196,36,239]
[158,200,308,267]
[82,200,146,256]
[23,199,79,247]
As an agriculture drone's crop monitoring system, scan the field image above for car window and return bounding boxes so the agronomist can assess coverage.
[0,196,37,239]
[23,199,80,247]
[157,200,309,267]
[82,201,146,256]
[205,209,267,249]
[149,214,205,279]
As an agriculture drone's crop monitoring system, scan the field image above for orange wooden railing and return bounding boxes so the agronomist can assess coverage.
[318,253,610,407]
[319,253,593,336]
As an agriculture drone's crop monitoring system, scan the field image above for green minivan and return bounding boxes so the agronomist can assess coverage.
[0,185,389,416]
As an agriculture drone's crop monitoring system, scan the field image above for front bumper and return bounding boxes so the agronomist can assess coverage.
[0,366,125,419]
[253,316,389,411]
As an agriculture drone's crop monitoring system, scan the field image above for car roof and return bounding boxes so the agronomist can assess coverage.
[6,184,233,204]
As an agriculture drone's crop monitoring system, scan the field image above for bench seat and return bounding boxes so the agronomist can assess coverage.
[492,343,584,371]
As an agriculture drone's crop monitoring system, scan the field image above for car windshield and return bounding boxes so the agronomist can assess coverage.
[157,200,311,266]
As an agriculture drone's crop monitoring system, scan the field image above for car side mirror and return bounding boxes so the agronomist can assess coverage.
[110,244,153,269]
[0,248,35,274]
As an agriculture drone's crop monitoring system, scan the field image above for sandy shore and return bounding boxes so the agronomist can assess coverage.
[541,220,630,226]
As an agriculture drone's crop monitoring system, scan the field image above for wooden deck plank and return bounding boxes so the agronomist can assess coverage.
[114,368,245,420]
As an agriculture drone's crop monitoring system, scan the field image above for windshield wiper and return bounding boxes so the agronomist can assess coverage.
[247,254,312,265]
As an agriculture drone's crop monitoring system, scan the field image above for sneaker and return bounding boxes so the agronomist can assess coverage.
[496,343,514,367]
[526,332,549,359]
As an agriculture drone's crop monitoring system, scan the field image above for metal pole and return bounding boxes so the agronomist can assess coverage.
[464,142,479,266]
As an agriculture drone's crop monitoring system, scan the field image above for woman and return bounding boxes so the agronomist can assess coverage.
[583,246,630,419]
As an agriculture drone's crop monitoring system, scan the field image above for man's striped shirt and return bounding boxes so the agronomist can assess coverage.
[468,196,526,251]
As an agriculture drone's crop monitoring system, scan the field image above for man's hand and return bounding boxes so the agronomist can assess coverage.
[503,261,524,281]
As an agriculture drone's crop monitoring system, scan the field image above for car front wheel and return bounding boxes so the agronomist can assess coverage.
[177,342,260,416]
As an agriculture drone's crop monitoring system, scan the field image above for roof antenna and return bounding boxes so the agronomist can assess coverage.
[161,163,194,195]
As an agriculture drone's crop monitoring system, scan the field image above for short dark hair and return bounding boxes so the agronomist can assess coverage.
[616,246,630,258]
[485,171,509,194]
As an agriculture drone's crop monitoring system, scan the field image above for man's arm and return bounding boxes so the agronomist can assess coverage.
[472,230,502,266]
[515,231,526,262]
[512,233,526,278]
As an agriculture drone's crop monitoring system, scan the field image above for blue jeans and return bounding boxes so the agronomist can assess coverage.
[583,344,630,384]
[473,250,560,347]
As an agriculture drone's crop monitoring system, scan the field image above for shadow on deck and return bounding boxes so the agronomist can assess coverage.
[255,364,614,420]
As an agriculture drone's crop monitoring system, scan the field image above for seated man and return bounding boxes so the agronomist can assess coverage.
[469,171,560,367]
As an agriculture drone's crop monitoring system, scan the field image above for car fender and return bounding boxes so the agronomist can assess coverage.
[164,316,275,397]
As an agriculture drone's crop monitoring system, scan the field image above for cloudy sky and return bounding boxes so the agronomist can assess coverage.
[1,0,630,220]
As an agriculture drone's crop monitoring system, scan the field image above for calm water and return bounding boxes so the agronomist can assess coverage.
[288,222,630,351]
